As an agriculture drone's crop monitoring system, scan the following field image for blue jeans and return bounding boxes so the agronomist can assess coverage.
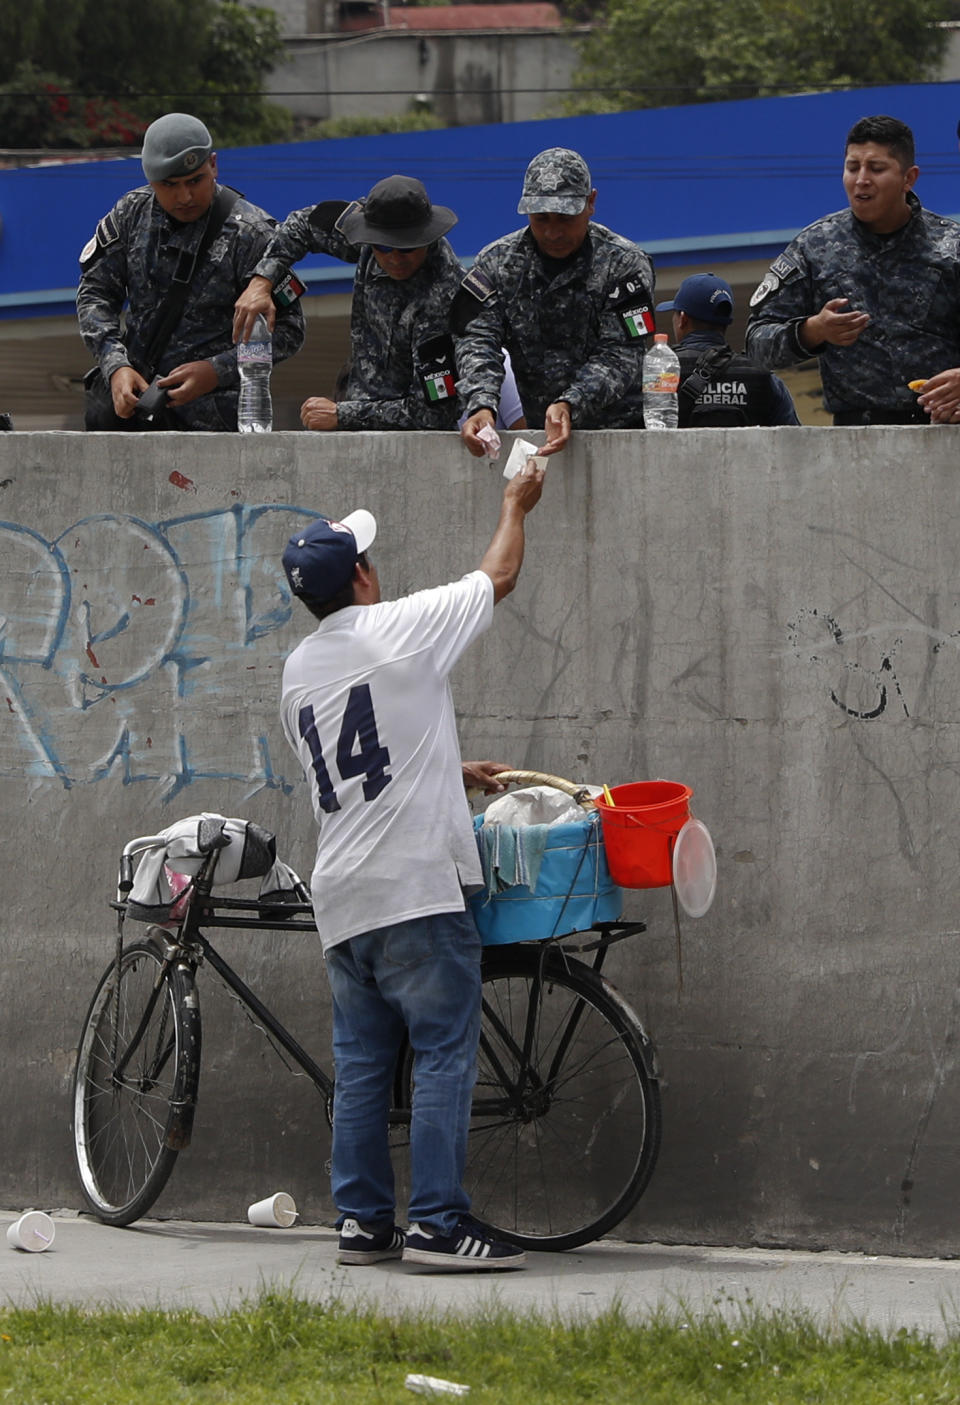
[324,909,482,1235]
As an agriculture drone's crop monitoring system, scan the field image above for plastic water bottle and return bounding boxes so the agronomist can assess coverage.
[642,334,680,430]
[237,313,273,433]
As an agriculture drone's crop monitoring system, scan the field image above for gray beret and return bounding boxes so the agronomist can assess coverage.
[141,113,213,182]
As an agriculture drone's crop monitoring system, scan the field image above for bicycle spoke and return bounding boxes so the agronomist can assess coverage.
[465,953,661,1250]
[73,940,198,1225]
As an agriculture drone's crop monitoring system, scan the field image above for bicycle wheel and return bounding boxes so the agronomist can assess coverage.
[467,946,662,1251]
[73,937,202,1226]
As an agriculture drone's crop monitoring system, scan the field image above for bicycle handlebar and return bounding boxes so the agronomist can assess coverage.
[493,770,597,810]
[117,835,168,895]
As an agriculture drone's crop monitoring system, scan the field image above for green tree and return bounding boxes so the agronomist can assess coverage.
[186,1,292,146]
[0,0,290,149]
[564,0,953,112]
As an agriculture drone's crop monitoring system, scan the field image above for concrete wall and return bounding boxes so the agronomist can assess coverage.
[272,30,579,125]
[3,425,959,1256]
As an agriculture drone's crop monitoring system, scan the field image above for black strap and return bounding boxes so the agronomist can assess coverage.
[141,185,241,376]
[678,343,735,406]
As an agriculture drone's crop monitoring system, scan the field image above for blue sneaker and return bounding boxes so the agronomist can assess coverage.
[402,1215,526,1271]
[337,1217,405,1265]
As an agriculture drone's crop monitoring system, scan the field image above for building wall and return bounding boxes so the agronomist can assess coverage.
[3,425,960,1255]
[263,0,311,36]
[272,29,580,125]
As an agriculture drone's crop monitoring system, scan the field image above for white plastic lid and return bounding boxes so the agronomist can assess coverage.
[672,817,717,918]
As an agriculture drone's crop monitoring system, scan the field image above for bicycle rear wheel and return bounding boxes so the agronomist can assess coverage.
[72,937,201,1226]
[467,946,661,1251]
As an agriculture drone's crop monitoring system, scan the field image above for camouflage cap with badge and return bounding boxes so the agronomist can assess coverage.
[517,148,593,215]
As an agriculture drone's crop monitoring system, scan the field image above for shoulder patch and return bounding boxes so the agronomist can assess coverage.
[416,333,457,404]
[749,255,801,308]
[770,253,799,280]
[79,212,119,268]
[608,278,654,338]
[461,267,495,302]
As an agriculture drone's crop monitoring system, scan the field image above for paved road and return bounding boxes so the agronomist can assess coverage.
[3,1213,960,1339]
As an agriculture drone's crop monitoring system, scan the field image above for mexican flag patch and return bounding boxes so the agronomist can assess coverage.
[426,371,456,401]
[622,305,655,339]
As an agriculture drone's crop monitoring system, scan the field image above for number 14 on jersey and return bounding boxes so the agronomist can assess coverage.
[297,684,392,812]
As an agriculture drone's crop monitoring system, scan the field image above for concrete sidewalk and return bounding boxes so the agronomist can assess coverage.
[3,1214,960,1339]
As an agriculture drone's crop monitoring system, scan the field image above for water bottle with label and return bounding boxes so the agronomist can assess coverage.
[642,333,680,430]
[237,313,273,433]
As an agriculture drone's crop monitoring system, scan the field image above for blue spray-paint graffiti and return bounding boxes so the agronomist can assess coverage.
[0,503,317,795]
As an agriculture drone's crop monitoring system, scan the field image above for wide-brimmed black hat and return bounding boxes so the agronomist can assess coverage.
[339,174,457,248]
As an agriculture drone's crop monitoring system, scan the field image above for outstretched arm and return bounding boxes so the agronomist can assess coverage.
[478,461,545,603]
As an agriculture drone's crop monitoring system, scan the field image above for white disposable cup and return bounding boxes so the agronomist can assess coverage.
[247,1192,297,1227]
[7,1211,55,1252]
[405,1375,471,1397]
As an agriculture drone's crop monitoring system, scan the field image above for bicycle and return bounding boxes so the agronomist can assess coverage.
[72,800,662,1252]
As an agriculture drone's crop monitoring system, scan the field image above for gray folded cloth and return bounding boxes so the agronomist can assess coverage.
[476,821,551,897]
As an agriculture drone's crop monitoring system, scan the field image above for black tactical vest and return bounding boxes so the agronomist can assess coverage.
[677,343,780,428]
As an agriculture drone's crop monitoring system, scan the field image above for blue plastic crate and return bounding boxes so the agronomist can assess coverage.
[470,811,623,945]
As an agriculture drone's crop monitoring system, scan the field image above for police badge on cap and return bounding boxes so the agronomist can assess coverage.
[517,148,592,215]
[141,113,213,182]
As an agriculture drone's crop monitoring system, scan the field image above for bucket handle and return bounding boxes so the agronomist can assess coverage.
[492,769,596,811]
[613,810,689,833]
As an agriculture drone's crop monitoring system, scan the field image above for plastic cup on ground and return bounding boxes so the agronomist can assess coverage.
[247,1192,297,1227]
[7,1211,55,1252]
[405,1375,471,1397]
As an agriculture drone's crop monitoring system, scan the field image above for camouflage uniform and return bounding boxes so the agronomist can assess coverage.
[253,205,463,430]
[77,185,305,431]
[454,223,655,429]
[745,192,960,420]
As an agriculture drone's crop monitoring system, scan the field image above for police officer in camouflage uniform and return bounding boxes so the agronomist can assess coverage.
[912,116,960,423]
[745,115,960,426]
[77,113,305,432]
[657,274,799,427]
[233,175,463,432]
[456,148,655,458]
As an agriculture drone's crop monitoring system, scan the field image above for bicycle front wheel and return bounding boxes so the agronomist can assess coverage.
[467,946,661,1251]
[72,938,202,1226]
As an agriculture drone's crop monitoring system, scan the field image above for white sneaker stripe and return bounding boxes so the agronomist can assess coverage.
[454,1237,493,1258]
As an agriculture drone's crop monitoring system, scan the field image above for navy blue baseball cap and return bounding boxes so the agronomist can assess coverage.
[282,509,377,602]
[656,273,734,325]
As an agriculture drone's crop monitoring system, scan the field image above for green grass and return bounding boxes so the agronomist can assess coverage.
[1,1292,959,1403]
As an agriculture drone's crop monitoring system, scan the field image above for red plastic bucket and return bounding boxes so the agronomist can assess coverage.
[594,780,692,889]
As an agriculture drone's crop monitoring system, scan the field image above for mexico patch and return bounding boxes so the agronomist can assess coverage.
[620,303,655,338]
[610,281,654,339]
[425,371,456,401]
[418,333,457,405]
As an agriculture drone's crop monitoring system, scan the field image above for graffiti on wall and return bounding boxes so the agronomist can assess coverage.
[0,504,316,796]
[785,599,960,724]
[786,606,913,720]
